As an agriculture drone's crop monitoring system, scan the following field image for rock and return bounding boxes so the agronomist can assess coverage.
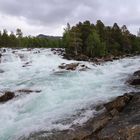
[130,78,140,85]
[96,93,140,140]
[18,54,25,60]
[0,69,4,73]
[104,56,114,62]
[104,93,132,112]
[75,54,89,61]
[20,92,140,140]
[93,58,104,63]
[59,63,79,71]
[0,91,15,103]
[58,63,90,71]
[58,63,67,69]
[0,89,41,103]
[16,89,41,93]
[66,63,79,70]
[127,70,140,86]
[113,56,120,60]
[79,64,90,71]
[2,49,6,53]
[51,48,65,56]
[22,61,32,67]
[134,70,140,77]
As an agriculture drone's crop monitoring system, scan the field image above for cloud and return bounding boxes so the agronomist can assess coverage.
[0,0,140,35]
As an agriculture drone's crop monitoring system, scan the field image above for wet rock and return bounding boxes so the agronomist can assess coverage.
[103,56,114,62]
[51,48,65,56]
[130,78,140,85]
[74,54,89,61]
[134,70,140,77]
[113,56,120,60]
[92,58,104,64]
[2,49,6,53]
[58,63,90,71]
[22,61,32,67]
[12,50,18,53]
[18,54,25,60]
[0,89,41,103]
[59,63,79,71]
[0,91,15,103]
[128,70,140,85]
[0,69,4,73]
[79,64,90,71]
[96,92,140,140]
[16,89,41,93]
[104,93,132,112]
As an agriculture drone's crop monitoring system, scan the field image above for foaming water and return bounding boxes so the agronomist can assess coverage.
[0,48,140,140]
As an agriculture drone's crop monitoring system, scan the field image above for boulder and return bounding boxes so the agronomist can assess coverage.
[66,63,79,70]
[51,48,65,56]
[130,78,140,85]
[103,56,114,62]
[0,89,41,103]
[133,70,140,77]
[79,64,90,71]
[104,93,132,112]
[58,63,90,71]
[127,70,140,86]
[0,91,15,103]
[75,54,89,61]
[0,69,4,73]
[59,63,79,71]
[96,93,140,140]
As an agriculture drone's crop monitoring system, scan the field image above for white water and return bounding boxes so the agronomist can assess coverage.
[0,48,140,140]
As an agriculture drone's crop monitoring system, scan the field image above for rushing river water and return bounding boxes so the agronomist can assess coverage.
[0,48,140,140]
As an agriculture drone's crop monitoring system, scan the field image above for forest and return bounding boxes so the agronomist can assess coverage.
[63,20,140,58]
[0,29,62,48]
[0,20,140,58]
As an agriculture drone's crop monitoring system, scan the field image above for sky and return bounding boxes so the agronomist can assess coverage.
[0,0,140,36]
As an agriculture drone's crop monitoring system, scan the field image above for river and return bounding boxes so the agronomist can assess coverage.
[0,48,139,140]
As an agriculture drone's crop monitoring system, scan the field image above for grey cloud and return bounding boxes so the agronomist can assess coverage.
[0,0,140,35]
[0,0,101,25]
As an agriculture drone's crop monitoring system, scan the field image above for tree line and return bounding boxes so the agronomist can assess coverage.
[62,20,140,58]
[0,29,62,48]
[0,21,140,58]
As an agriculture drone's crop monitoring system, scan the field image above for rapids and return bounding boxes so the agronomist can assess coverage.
[0,48,139,140]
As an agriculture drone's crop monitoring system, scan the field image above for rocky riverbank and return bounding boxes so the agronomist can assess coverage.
[20,70,140,140]
[21,92,140,140]
[51,48,139,65]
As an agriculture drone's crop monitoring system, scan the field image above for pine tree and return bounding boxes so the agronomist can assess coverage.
[69,27,82,55]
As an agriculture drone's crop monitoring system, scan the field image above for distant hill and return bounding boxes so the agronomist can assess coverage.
[37,34,62,40]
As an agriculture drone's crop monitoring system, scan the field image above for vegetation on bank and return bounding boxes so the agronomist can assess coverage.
[0,20,140,58]
[0,29,62,48]
[63,20,140,58]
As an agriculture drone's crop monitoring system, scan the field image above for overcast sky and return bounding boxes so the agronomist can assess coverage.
[0,0,140,36]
